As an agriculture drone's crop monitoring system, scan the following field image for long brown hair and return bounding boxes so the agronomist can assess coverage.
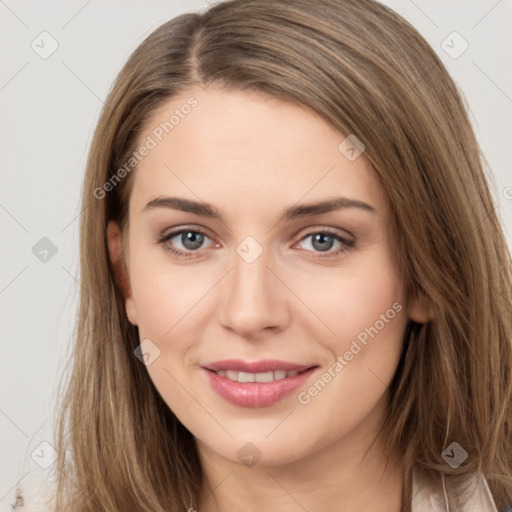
[50,0,512,510]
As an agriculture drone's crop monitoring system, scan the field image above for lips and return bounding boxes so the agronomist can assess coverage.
[202,359,319,408]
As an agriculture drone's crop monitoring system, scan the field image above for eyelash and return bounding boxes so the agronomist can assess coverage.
[157,227,355,260]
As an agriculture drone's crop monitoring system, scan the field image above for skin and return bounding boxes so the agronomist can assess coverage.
[108,84,431,512]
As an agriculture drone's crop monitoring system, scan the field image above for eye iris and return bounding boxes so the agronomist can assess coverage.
[182,231,204,250]
[312,233,334,252]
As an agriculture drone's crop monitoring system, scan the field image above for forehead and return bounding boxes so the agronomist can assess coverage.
[129,85,388,217]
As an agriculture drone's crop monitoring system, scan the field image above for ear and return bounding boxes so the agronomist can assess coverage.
[107,220,138,326]
[407,291,433,324]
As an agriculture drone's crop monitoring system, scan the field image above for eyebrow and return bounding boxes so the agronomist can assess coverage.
[142,196,376,222]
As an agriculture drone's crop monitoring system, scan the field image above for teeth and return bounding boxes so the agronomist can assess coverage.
[216,369,303,383]
[255,371,274,382]
[238,371,255,383]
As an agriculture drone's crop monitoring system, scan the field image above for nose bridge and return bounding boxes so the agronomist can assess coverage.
[219,235,287,336]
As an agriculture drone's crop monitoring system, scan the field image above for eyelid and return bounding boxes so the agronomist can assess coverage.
[156,225,218,252]
[294,224,354,241]
[159,224,215,238]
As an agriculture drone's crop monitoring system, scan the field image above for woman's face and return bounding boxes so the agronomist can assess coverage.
[109,85,427,467]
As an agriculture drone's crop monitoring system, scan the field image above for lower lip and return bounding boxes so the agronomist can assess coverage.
[203,367,318,408]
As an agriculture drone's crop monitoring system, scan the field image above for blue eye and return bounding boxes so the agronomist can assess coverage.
[157,228,354,259]
[297,231,354,258]
[157,229,213,259]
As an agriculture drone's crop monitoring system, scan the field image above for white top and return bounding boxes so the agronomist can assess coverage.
[412,467,499,511]
[4,466,500,511]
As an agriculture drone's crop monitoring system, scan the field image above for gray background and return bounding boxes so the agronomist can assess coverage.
[1,0,511,507]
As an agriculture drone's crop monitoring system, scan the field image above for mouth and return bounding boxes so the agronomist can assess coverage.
[201,360,319,408]
[202,358,317,374]
[205,367,313,383]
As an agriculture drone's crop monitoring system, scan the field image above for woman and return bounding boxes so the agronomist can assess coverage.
[12,0,512,510]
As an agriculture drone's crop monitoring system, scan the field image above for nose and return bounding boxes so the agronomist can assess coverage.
[218,243,290,340]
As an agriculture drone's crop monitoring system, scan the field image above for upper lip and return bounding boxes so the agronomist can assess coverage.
[203,359,317,373]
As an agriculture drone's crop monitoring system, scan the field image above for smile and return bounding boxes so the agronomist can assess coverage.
[213,369,301,382]
[202,363,318,408]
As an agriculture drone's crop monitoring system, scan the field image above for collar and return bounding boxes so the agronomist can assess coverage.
[412,467,499,511]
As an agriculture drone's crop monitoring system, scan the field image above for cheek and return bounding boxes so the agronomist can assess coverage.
[334,274,404,350]
[292,255,408,426]
[128,244,205,339]
[127,253,203,412]
[295,253,407,417]
[294,251,406,356]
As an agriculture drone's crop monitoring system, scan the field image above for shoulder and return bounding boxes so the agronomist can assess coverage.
[4,469,57,512]
[412,468,499,511]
